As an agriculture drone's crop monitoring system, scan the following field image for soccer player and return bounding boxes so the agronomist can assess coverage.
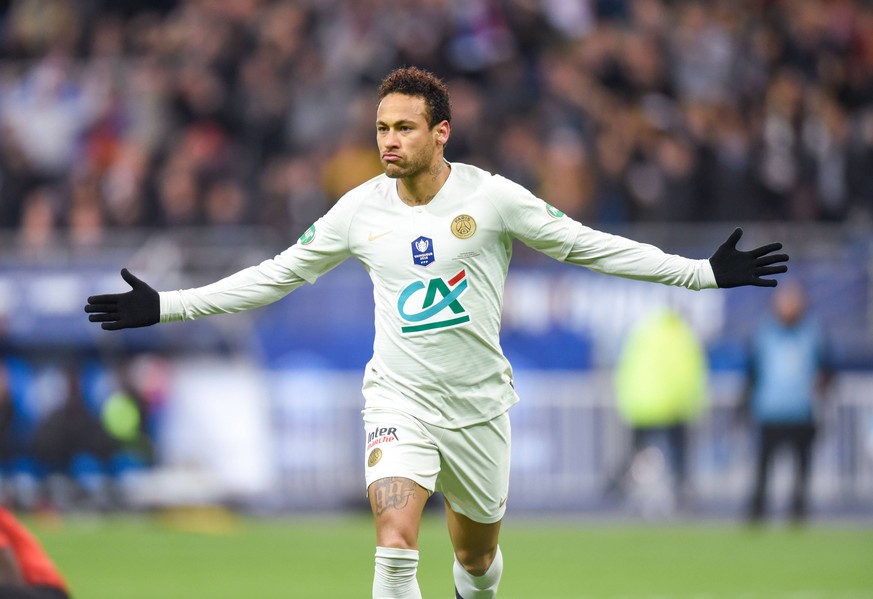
[0,508,71,599]
[85,67,788,598]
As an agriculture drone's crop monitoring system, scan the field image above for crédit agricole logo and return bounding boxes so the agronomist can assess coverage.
[396,269,470,333]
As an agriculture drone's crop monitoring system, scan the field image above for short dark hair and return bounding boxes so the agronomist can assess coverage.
[378,66,451,128]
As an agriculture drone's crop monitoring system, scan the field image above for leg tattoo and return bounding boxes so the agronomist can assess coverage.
[371,477,418,516]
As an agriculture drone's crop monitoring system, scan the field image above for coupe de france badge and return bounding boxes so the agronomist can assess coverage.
[411,236,435,266]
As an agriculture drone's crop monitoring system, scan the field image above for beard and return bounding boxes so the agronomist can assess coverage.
[381,146,434,179]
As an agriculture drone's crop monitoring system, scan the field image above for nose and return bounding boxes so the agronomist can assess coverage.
[381,130,399,149]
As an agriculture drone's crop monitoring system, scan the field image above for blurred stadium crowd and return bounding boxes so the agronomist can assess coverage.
[0,0,872,515]
[0,0,872,256]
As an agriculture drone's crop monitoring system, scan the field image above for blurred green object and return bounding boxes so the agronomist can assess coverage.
[27,513,873,599]
[615,309,708,427]
[101,392,141,442]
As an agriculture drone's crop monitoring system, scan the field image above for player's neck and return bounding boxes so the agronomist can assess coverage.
[397,161,451,206]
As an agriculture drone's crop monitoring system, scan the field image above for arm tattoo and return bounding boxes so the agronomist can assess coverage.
[371,477,418,516]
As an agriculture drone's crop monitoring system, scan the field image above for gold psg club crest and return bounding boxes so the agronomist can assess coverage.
[368,448,382,467]
[451,215,477,239]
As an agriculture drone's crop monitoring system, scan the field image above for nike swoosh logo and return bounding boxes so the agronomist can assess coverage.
[368,230,392,242]
[499,497,506,508]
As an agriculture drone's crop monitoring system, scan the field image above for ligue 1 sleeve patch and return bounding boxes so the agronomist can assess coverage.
[411,236,435,266]
[546,204,564,218]
[298,224,316,244]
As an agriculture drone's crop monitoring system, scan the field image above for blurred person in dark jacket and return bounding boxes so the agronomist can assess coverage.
[31,365,117,511]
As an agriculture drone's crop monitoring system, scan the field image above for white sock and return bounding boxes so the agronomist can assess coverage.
[453,546,503,599]
[373,546,422,599]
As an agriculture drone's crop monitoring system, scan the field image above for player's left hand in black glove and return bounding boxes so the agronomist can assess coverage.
[709,227,788,288]
[84,268,160,330]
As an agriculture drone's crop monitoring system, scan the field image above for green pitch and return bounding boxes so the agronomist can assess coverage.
[27,511,873,599]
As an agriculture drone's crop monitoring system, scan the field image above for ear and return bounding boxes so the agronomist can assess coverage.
[434,120,451,146]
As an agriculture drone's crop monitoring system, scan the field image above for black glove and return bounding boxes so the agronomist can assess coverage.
[709,228,788,288]
[85,268,160,330]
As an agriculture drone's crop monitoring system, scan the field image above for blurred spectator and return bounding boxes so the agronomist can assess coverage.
[805,91,852,220]
[324,84,386,199]
[202,176,249,228]
[5,0,80,58]
[755,68,807,220]
[16,187,58,260]
[701,103,759,221]
[851,108,873,216]
[0,355,163,513]
[257,154,329,235]
[0,364,15,492]
[608,308,708,514]
[67,173,105,250]
[99,359,155,472]
[0,359,41,511]
[738,281,832,524]
[155,153,201,227]
[670,2,735,104]
[0,0,868,239]
[31,364,118,511]
[538,127,595,220]
[591,128,632,222]
[0,57,107,179]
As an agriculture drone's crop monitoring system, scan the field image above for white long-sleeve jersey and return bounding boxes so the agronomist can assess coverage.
[160,162,717,428]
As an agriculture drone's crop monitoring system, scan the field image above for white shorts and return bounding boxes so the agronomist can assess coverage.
[363,407,511,524]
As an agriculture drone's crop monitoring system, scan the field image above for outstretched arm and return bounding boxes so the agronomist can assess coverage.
[708,228,788,288]
[491,176,788,289]
[85,262,309,330]
[85,193,359,330]
[563,225,788,290]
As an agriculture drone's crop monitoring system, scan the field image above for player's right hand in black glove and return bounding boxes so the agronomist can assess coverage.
[709,228,789,288]
[84,268,160,330]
